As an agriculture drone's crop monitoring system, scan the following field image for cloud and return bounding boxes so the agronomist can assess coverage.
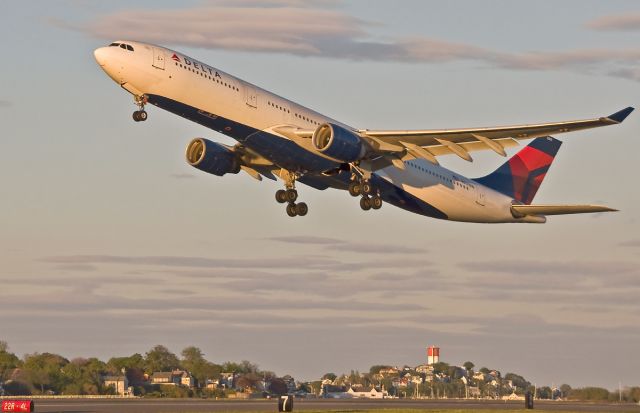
[73,3,640,82]
[269,236,425,254]
[586,13,640,31]
[0,100,11,108]
[268,235,344,245]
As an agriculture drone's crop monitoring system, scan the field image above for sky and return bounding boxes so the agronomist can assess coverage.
[1,0,640,389]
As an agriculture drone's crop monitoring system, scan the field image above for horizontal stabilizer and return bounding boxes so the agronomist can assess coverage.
[511,204,618,217]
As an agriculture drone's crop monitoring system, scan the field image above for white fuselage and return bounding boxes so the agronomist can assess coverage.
[94,41,540,223]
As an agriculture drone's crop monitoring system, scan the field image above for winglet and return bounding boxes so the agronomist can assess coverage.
[607,107,634,123]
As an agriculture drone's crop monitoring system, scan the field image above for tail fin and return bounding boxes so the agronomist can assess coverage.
[474,137,562,204]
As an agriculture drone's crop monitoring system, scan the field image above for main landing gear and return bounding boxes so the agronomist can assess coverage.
[275,171,308,217]
[348,174,383,212]
[132,95,148,122]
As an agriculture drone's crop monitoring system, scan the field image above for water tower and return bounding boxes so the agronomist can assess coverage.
[427,346,440,365]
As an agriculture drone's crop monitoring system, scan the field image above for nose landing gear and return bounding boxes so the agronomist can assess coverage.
[132,95,148,122]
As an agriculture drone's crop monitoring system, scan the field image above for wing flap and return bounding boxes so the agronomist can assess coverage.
[511,204,618,217]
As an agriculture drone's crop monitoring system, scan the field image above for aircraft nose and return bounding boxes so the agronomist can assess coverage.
[94,47,108,66]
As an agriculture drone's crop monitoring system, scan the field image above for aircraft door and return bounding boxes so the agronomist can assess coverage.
[152,48,165,69]
[474,185,486,206]
[246,86,258,108]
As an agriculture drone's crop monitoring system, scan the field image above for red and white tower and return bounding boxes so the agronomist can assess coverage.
[427,346,440,365]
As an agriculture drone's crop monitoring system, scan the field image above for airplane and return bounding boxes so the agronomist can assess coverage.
[93,40,634,223]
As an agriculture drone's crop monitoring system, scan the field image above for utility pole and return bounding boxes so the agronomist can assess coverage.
[619,381,622,402]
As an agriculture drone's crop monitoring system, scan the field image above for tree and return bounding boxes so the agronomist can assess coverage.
[107,353,146,386]
[369,365,392,375]
[235,372,260,391]
[268,378,288,395]
[180,346,221,387]
[463,361,475,371]
[0,347,20,381]
[144,345,179,373]
[559,383,572,398]
[322,373,337,382]
[431,362,450,375]
[23,353,69,394]
[504,373,530,392]
[479,367,490,374]
[0,341,8,353]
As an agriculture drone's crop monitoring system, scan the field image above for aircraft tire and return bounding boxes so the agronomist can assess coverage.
[371,196,383,210]
[362,181,372,194]
[275,190,288,203]
[295,202,308,216]
[132,111,141,122]
[285,189,298,203]
[348,182,361,197]
[286,203,298,217]
[138,110,148,121]
[360,197,372,211]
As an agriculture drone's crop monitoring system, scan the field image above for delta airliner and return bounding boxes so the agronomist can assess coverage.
[94,41,633,223]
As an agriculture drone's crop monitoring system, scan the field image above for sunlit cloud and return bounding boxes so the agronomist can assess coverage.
[70,3,640,82]
[586,13,640,31]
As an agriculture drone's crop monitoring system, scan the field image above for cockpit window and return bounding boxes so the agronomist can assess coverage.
[116,43,134,51]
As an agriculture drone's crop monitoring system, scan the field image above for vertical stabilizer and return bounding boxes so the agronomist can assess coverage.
[474,137,562,204]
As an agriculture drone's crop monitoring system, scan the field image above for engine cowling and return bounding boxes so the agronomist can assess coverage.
[312,123,365,163]
[185,138,240,176]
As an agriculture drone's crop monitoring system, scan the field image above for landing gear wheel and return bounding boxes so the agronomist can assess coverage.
[362,180,373,195]
[371,196,383,210]
[286,203,298,217]
[275,189,288,203]
[295,202,308,216]
[360,197,372,211]
[132,110,147,122]
[285,189,298,203]
[348,181,362,197]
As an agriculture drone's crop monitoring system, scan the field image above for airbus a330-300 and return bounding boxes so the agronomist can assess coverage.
[94,41,634,223]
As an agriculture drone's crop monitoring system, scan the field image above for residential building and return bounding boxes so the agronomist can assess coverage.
[347,386,388,399]
[103,375,129,396]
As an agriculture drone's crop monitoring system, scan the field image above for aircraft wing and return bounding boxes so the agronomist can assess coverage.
[357,107,634,162]
[511,204,618,217]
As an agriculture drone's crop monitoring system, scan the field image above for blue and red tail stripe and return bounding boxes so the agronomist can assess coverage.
[474,137,562,204]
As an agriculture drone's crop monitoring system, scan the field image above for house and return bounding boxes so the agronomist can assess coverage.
[103,375,129,396]
[378,367,399,376]
[347,386,388,399]
[175,370,194,388]
[414,364,432,374]
[205,379,219,389]
[502,391,524,401]
[150,372,174,385]
[150,370,194,387]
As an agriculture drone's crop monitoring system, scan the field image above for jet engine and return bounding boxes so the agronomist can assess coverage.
[312,123,366,163]
[185,138,240,176]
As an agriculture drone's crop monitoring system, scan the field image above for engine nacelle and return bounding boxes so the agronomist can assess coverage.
[312,123,365,163]
[185,138,240,176]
